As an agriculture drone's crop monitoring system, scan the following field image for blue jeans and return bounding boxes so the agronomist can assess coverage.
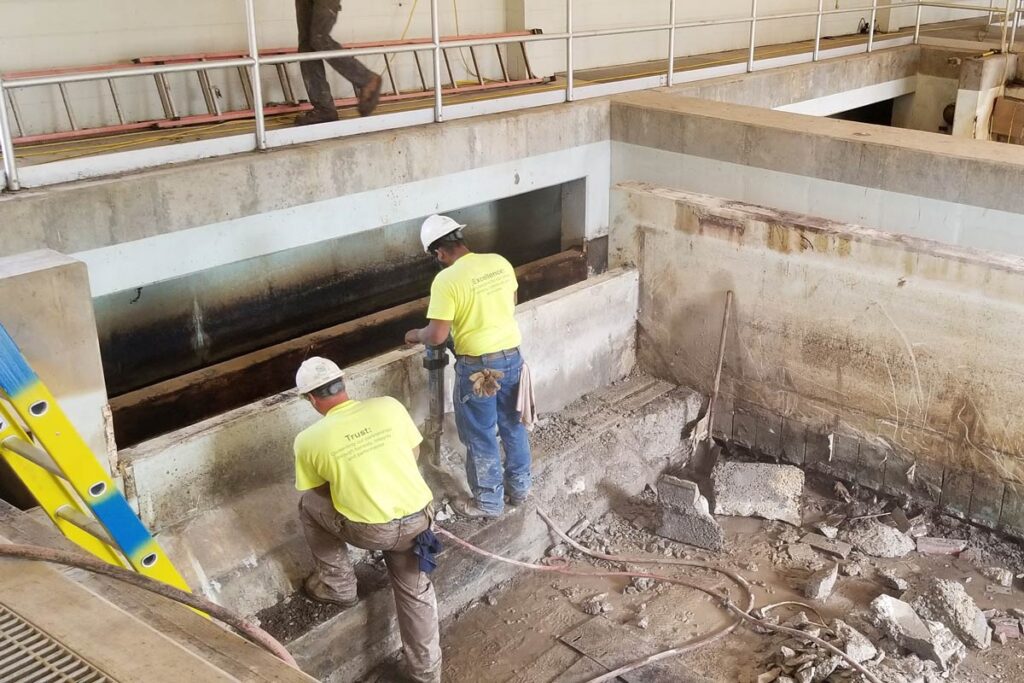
[453,349,532,515]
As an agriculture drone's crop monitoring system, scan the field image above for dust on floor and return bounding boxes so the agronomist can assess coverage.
[418,483,1024,683]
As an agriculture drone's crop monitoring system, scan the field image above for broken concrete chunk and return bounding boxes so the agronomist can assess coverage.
[657,497,725,552]
[711,461,804,526]
[841,560,865,577]
[870,594,966,671]
[915,537,968,556]
[878,567,910,592]
[756,667,782,683]
[986,583,1012,596]
[981,567,1014,588]
[832,618,878,663]
[843,520,914,558]
[657,474,700,510]
[787,543,820,565]
[804,563,838,601]
[799,533,852,559]
[580,593,613,616]
[905,577,991,650]
[991,617,1020,645]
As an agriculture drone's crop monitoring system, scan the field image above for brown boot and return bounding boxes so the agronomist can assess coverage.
[303,574,358,607]
[357,74,383,117]
[295,109,339,126]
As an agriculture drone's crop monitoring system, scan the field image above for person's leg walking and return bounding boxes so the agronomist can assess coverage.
[309,0,381,115]
[496,353,531,502]
[295,0,337,117]
[454,361,504,514]
[298,489,358,601]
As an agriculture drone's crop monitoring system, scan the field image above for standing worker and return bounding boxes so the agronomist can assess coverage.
[405,215,533,519]
[294,0,383,124]
[293,357,441,683]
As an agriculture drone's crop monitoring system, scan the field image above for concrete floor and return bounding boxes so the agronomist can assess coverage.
[6,17,1000,166]
[416,483,1024,683]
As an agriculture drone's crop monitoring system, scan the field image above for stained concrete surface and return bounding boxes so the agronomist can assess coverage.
[610,183,1024,539]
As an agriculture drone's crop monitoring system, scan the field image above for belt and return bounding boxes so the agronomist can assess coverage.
[456,347,520,364]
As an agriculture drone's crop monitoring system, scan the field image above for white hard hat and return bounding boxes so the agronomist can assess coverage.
[420,214,466,253]
[295,357,345,395]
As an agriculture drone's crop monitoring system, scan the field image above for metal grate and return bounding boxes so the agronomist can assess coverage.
[0,605,113,682]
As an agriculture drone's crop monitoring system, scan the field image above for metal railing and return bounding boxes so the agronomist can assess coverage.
[0,0,1015,192]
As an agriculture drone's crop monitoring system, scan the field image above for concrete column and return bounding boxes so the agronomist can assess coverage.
[0,250,113,474]
[952,52,1018,140]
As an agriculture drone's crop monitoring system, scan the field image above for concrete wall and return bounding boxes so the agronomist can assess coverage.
[952,52,1017,140]
[892,46,961,131]
[611,182,1024,539]
[0,99,612,299]
[0,251,111,470]
[121,269,639,613]
[611,92,1024,256]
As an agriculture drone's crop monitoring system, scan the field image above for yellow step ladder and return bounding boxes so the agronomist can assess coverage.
[0,323,190,592]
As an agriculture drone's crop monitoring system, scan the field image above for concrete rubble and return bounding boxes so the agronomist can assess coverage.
[656,475,725,551]
[799,533,852,560]
[878,566,910,593]
[832,619,877,664]
[580,593,613,616]
[803,563,838,601]
[981,566,1014,588]
[870,594,967,671]
[905,577,991,650]
[842,520,915,558]
[915,537,967,556]
[712,461,804,526]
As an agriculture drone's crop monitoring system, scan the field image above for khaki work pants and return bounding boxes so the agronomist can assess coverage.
[299,489,441,682]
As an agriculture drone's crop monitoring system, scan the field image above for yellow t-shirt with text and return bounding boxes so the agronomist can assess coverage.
[426,252,522,357]
[294,397,432,524]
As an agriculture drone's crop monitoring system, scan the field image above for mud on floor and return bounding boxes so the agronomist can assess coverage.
[408,482,1024,683]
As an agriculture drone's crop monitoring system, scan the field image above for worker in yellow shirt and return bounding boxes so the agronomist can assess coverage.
[292,357,441,683]
[405,215,532,519]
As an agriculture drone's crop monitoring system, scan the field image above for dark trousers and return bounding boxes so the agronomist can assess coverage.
[295,0,375,113]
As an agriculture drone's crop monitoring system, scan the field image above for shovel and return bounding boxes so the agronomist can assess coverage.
[692,290,733,473]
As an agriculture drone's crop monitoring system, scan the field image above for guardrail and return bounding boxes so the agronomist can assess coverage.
[0,0,1015,191]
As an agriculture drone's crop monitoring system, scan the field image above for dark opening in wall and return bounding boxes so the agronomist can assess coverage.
[829,98,896,126]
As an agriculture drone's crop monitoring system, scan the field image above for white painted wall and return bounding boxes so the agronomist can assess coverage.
[1,0,993,137]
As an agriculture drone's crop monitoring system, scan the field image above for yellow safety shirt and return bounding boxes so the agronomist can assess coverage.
[294,397,433,524]
[426,252,522,357]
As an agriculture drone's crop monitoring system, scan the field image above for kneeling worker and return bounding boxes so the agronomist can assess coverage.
[293,357,441,683]
[405,215,533,518]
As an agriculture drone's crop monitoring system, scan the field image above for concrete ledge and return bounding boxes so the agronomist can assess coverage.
[289,377,702,682]
[125,269,639,613]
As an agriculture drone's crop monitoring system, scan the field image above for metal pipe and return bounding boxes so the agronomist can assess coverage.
[1001,0,1012,53]
[243,0,266,151]
[431,0,443,122]
[813,0,825,61]
[667,0,677,87]
[0,78,20,192]
[4,59,253,89]
[1011,0,1021,51]
[572,23,674,39]
[868,0,879,52]
[914,1,924,43]
[423,344,449,469]
[919,1,1005,11]
[566,0,574,102]
[747,0,758,72]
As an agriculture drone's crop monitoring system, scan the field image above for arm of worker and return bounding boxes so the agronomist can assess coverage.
[413,445,421,462]
[405,319,451,346]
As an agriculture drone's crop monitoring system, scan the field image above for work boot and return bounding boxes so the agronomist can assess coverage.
[295,108,339,126]
[303,574,358,607]
[506,491,531,507]
[357,74,383,116]
[453,498,500,519]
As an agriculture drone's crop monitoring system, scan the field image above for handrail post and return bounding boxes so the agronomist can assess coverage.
[566,0,574,101]
[1001,0,1012,53]
[431,0,443,121]
[244,0,266,150]
[1011,0,1021,52]
[813,0,824,61]
[914,0,924,44]
[867,0,878,52]
[0,76,20,192]
[747,0,758,72]
[667,0,677,87]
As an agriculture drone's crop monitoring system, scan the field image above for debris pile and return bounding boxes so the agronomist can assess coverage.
[985,609,1024,644]
[656,475,724,551]
[712,461,804,526]
[842,520,915,559]
[903,577,991,650]
[871,594,966,671]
